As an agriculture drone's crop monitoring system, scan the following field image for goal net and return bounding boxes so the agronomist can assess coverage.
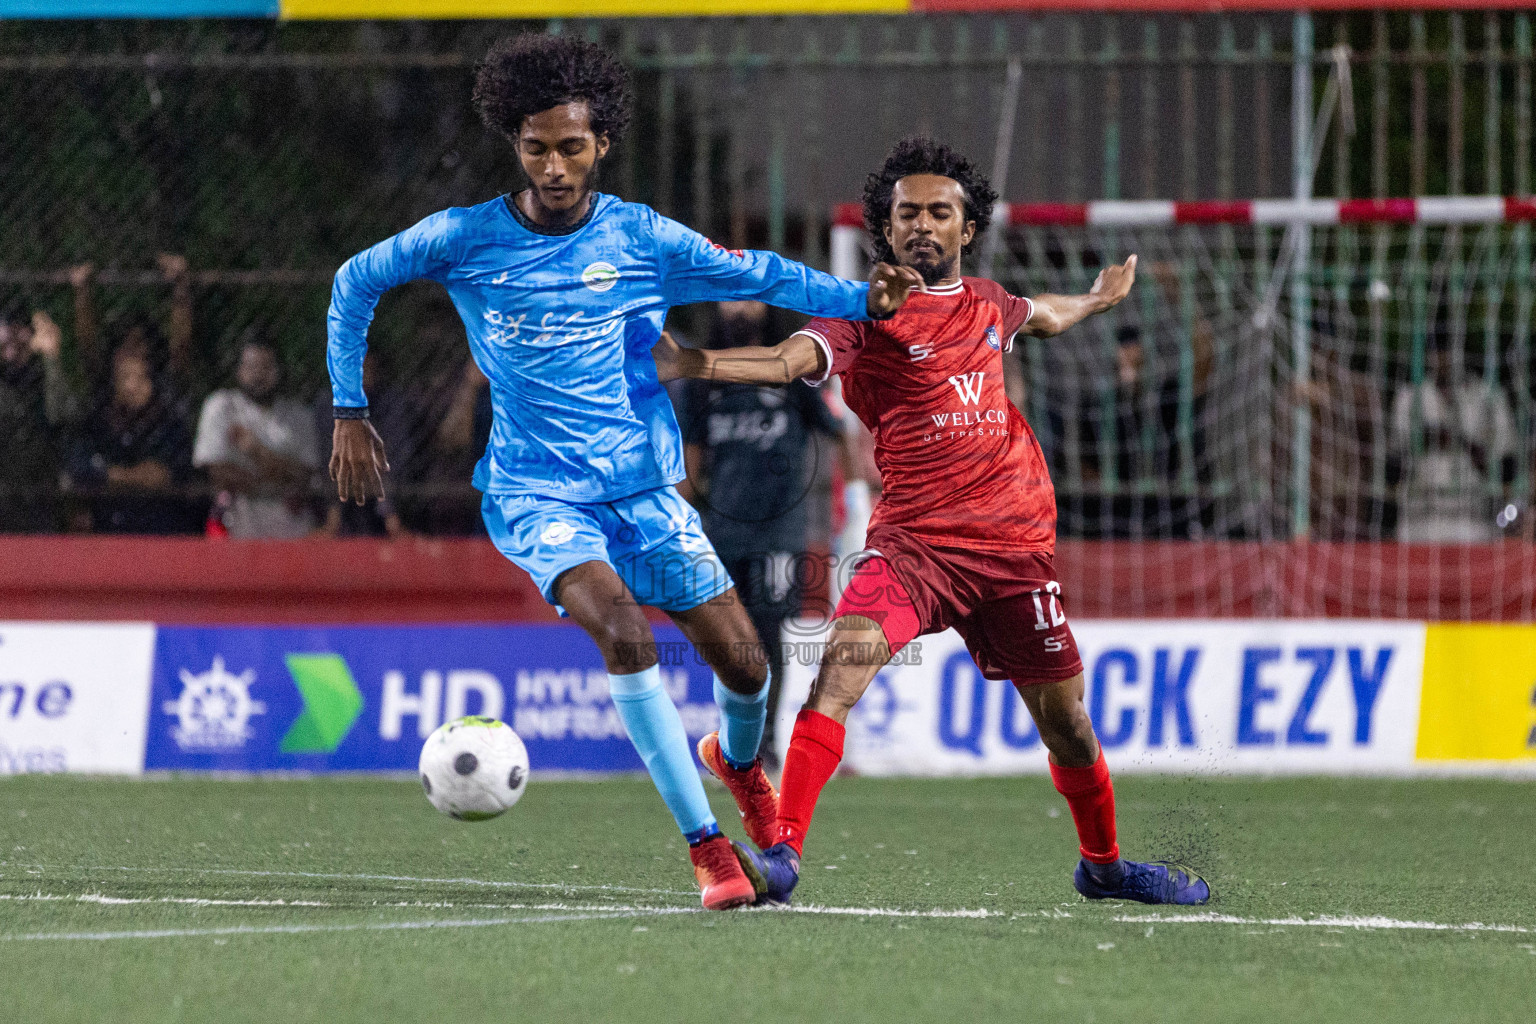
[830,199,1536,620]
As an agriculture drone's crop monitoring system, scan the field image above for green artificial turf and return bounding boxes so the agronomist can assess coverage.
[1,773,1532,1023]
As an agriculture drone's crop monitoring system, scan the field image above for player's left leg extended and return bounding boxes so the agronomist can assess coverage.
[604,486,778,849]
[552,562,753,911]
[1016,674,1210,905]
[668,589,779,850]
[482,492,753,910]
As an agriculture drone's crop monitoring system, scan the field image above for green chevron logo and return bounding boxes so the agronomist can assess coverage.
[280,654,364,754]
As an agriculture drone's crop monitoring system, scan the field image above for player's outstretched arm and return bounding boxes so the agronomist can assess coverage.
[1021,254,1137,337]
[652,330,823,386]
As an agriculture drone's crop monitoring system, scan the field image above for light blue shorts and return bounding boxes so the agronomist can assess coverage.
[482,485,735,615]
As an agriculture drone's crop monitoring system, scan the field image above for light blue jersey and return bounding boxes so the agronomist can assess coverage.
[329,191,819,846]
[328,192,873,503]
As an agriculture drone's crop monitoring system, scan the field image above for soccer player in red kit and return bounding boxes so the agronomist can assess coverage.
[654,137,1210,907]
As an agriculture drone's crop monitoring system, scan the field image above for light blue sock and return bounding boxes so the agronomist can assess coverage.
[609,667,716,838]
[713,675,770,770]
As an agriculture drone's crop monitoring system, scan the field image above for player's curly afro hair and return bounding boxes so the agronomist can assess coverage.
[862,137,998,264]
[473,33,633,145]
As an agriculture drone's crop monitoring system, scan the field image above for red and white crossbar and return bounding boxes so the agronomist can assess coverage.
[828,196,1536,278]
[832,196,1536,229]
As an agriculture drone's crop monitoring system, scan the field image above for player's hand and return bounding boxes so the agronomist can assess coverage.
[651,330,704,382]
[1088,254,1137,312]
[330,418,390,505]
[866,262,924,319]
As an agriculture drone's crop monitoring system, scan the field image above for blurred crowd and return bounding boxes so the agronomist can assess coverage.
[0,263,491,539]
[1033,262,1527,545]
[0,265,1528,545]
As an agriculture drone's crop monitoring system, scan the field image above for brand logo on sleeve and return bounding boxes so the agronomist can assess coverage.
[581,262,620,293]
[984,325,1001,350]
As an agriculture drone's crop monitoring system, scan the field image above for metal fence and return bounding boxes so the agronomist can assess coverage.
[0,12,1532,540]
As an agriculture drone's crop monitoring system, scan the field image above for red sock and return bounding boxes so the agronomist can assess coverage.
[774,709,845,856]
[1049,750,1121,864]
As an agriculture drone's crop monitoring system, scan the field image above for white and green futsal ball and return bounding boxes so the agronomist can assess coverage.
[418,716,529,821]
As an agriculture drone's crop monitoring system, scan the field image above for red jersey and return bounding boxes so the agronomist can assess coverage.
[800,277,1055,553]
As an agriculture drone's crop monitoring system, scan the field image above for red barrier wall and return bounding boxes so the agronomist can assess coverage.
[1054,540,1536,622]
[0,536,557,624]
[2,537,1533,623]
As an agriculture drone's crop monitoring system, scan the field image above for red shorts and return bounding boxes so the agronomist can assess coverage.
[833,525,1083,685]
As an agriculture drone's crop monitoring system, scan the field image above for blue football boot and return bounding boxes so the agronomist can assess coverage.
[731,840,800,906]
[1073,858,1211,905]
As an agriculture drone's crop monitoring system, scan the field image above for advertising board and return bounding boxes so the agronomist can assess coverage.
[1,618,1528,776]
[144,623,718,773]
[0,622,155,775]
[776,619,1432,775]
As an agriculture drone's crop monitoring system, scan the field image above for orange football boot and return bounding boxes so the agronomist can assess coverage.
[697,731,780,850]
[689,834,756,910]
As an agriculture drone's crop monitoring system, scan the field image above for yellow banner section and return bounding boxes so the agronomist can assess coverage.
[280,0,909,18]
[1416,623,1536,761]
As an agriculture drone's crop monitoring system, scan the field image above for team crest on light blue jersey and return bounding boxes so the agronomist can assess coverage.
[581,261,620,292]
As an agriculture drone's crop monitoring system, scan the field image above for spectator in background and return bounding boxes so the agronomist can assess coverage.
[193,338,319,538]
[1075,316,1210,539]
[314,350,408,538]
[1041,260,1212,539]
[0,308,75,532]
[407,309,489,536]
[66,339,197,533]
[69,255,196,391]
[677,300,844,764]
[1390,339,1516,542]
[1276,322,1390,541]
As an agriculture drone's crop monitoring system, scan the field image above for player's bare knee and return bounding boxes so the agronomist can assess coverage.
[714,655,768,695]
[1038,702,1098,766]
[590,616,657,675]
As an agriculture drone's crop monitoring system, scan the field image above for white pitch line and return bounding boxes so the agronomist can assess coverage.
[5,888,1000,920]
[0,893,330,908]
[1114,912,1533,935]
[1,892,687,915]
[19,865,695,900]
[0,907,698,943]
[12,866,1532,936]
[773,904,998,919]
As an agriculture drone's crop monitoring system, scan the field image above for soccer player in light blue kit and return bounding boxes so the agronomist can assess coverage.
[327,34,919,909]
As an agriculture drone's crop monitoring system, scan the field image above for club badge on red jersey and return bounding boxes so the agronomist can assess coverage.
[985,325,1001,350]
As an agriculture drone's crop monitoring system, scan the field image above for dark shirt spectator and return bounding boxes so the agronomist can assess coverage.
[0,309,74,532]
[68,343,197,534]
[69,255,196,391]
[680,376,840,558]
